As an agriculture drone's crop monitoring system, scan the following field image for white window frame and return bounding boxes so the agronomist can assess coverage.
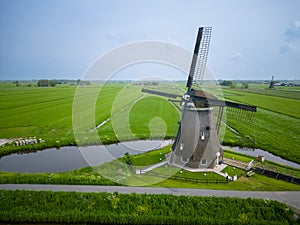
[200,159,207,165]
[200,131,205,140]
[181,156,189,163]
[179,142,184,150]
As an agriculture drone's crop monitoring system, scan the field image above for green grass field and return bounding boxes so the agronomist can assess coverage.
[223,83,300,100]
[0,82,179,154]
[0,81,299,165]
[221,87,300,164]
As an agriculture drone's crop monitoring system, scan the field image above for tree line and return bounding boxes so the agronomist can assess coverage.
[37,79,57,87]
[220,80,249,89]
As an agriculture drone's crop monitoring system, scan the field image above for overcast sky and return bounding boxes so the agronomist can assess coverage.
[0,0,299,81]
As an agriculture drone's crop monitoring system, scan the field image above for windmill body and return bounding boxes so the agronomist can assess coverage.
[170,107,222,169]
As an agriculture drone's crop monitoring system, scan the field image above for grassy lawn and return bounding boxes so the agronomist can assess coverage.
[148,161,300,191]
[144,164,299,191]
[150,173,300,191]
[224,150,256,163]
[152,165,224,179]
[222,166,245,177]
[132,145,172,167]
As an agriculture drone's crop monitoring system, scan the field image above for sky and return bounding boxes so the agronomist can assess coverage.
[0,0,300,81]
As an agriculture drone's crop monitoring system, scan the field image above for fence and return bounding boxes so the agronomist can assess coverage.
[144,171,229,184]
[254,167,300,185]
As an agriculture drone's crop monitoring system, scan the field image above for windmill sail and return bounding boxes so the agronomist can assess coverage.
[187,27,212,90]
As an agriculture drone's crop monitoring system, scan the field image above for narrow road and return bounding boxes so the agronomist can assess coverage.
[1,184,299,209]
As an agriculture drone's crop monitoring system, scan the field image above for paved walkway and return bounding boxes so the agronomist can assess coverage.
[140,159,229,178]
[1,184,299,209]
[141,160,168,173]
[182,163,228,176]
[224,157,252,170]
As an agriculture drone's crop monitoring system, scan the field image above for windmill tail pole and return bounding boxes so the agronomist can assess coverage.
[224,101,257,112]
[192,95,257,112]
[141,88,181,99]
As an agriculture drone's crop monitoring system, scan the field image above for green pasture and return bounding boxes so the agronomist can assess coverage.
[0,82,180,154]
[222,88,300,118]
[0,81,299,165]
[0,86,74,138]
[224,85,300,100]
[221,88,300,164]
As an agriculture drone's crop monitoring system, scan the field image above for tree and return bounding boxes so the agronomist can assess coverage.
[230,82,237,88]
[37,79,49,87]
[241,82,249,89]
[49,80,57,87]
[220,80,233,86]
[124,152,133,165]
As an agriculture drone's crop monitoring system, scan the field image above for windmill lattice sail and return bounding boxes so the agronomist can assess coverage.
[187,27,212,90]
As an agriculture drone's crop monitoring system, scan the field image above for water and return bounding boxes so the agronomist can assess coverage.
[0,140,171,173]
[224,146,300,169]
[0,140,299,173]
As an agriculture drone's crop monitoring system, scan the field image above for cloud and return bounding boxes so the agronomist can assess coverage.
[279,43,297,54]
[279,21,300,54]
[285,20,300,40]
[229,52,243,61]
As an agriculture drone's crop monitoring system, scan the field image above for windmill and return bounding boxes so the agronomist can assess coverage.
[269,76,275,89]
[142,27,257,169]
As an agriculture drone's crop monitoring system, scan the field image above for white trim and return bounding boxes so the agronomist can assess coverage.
[200,131,205,140]
[181,156,189,163]
[200,159,207,165]
[179,142,184,150]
